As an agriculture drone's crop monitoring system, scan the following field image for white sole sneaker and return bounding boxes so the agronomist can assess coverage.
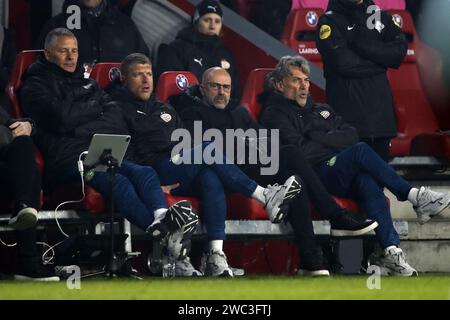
[415,189,450,225]
[14,274,60,282]
[417,203,450,225]
[330,220,379,237]
[8,207,38,230]
[297,269,330,277]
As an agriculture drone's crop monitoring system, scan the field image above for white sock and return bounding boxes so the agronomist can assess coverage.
[251,185,266,205]
[153,208,168,224]
[209,240,223,253]
[408,188,420,206]
[384,245,397,255]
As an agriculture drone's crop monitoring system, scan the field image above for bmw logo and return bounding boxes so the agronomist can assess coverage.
[176,74,189,90]
[109,67,121,81]
[306,11,318,28]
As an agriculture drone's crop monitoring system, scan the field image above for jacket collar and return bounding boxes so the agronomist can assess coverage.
[263,90,315,114]
[29,55,85,79]
[182,84,240,112]
[327,0,374,15]
[110,84,161,112]
[176,27,222,50]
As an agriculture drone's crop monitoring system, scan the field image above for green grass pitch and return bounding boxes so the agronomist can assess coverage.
[1,275,449,300]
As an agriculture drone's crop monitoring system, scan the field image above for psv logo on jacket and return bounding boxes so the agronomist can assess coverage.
[160,112,172,123]
[320,110,331,119]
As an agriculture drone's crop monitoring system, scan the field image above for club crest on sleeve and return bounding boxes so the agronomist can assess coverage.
[160,112,172,123]
[319,24,332,40]
[320,110,330,119]
[392,14,403,29]
[221,59,231,70]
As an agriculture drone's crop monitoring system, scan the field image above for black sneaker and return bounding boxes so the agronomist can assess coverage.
[297,248,330,277]
[147,200,194,240]
[14,264,60,282]
[330,210,378,237]
[8,203,38,230]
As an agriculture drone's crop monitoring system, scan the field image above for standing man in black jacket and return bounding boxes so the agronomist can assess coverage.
[316,0,407,160]
[172,67,379,276]
[260,55,450,276]
[37,0,149,68]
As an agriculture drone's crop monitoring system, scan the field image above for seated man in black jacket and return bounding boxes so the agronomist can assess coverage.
[172,66,378,276]
[20,28,197,275]
[108,53,303,277]
[1,108,59,281]
[260,55,450,276]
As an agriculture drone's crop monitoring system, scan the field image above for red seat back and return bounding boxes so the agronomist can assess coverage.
[6,50,42,118]
[280,8,324,63]
[232,0,259,20]
[386,10,440,156]
[155,71,199,102]
[89,63,122,89]
[240,68,273,120]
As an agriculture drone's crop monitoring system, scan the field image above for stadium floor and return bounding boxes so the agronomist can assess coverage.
[1,274,449,300]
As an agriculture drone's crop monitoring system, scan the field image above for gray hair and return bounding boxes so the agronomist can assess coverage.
[266,55,310,91]
[120,53,152,77]
[44,28,76,49]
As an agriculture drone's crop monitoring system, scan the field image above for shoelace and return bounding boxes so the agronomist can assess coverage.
[388,249,406,265]
[263,183,285,201]
[209,250,229,264]
[178,257,192,267]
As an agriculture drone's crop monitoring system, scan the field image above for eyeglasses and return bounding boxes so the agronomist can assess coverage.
[205,82,232,92]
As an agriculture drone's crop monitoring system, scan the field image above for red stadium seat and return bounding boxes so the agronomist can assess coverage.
[6,50,41,119]
[89,62,122,89]
[5,50,107,214]
[232,0,259,20]
[280,8,324,66]
[155,71,199,102]
[386,10,450,159]
[416,44,450,131]
[241,68,272,120]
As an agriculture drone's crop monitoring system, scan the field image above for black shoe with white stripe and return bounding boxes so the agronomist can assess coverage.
[263,175,302,223]
[330,210,378,237]
[147,200,194,240]
[14,264,60,282]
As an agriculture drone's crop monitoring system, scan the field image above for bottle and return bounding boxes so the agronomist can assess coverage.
[162,254,176,278]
